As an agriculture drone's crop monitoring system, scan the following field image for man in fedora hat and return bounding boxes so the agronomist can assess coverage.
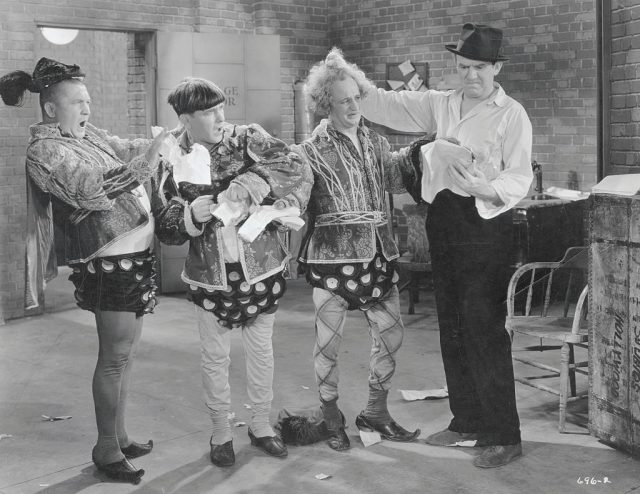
[360,23,533,468]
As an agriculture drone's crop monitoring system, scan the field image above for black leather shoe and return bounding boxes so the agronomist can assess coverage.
[473,443,522,468]
[92,455,144,484]
[210,440,235,467]
[326,427,350,451]
[121,440,153,459]
[355,413,421,442]
[248,429,288,458]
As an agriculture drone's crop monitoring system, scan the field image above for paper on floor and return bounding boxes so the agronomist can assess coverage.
[454,440,477,447]
[359,430,382,447]
[399,388,449,401]
[41,415,72,421]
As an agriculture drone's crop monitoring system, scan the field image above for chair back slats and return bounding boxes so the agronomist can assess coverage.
[542,269,554,317]
[526,268,536,316]
[563,270,574,317]
[571,285,589,335]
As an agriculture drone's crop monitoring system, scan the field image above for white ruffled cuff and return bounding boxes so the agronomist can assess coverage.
[183,202,205,237]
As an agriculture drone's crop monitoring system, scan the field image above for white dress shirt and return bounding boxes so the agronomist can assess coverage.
[361,84,533,218]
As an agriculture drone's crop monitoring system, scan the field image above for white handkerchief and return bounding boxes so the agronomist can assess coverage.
[420,139,474,203]
[359,430,382,447]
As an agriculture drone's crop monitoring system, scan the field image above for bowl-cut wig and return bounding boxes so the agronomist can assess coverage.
[167,77,225,116]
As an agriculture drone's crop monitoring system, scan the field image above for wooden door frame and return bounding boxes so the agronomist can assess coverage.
[597,0,611,180]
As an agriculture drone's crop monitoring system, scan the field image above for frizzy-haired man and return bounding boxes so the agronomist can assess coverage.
[295,48,422,451]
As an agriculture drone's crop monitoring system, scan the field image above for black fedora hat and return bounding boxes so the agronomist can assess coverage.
[445,23,509,63]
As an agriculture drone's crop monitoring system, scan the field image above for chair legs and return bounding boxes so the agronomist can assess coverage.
[568,344,577,397]
[399,270,430,315]
[558,342,571,433]
[408,272,421,315]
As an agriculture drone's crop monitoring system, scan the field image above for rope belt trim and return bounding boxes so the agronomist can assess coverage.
[315,211,388,226]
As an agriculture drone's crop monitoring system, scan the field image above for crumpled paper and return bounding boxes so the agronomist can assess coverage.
[399,388,449,401]
[211,201,247,226]
[41,415,72,421]
[238,206,304,243]
[453,440,477,447]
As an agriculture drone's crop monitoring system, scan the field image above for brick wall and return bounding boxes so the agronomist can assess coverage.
[253,1,329,141]
[0,0,601,321]
[0,0,330,321]
[34,30,130,136]
[609,1,640,171]
[329,0,598,192]
[128,32,151,139]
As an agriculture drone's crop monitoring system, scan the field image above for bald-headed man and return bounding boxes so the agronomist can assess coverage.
[0,58,169,484]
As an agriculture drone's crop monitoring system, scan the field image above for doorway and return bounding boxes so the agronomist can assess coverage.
[34,26,156,313]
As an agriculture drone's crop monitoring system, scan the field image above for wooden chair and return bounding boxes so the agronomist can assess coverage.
[506,246,589,432]
[388,195,431,314]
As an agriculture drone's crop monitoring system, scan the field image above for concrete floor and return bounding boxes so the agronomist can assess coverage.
[0,276,638,494]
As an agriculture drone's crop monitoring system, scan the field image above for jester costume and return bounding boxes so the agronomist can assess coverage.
[295,118,421,448]
[152,122,311,448]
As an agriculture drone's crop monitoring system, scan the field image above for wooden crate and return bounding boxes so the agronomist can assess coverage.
[589,194,640,456]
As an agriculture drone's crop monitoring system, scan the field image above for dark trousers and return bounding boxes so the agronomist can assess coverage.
[426,190,521,445]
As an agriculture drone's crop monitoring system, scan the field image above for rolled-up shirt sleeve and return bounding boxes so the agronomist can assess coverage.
[476,106,533,219]
[362,87,437,134]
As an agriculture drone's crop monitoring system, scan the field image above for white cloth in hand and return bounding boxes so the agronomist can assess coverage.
[238,205,303,243]
[420,138,475,203]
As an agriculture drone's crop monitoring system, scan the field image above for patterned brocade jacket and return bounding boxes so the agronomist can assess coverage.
[152,123,312,290]
[296,118,417,264]
[26,122,154,265]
